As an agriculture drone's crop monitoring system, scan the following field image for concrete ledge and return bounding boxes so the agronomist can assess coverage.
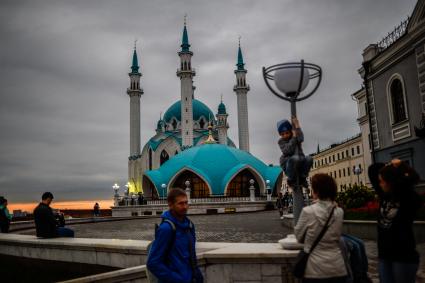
[0,234,300,283]
[112,202,270,217]
[58,265,148,283]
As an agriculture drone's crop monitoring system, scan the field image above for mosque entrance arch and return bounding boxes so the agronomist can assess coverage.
[226,169,261,197]
[142,176,159,200]
[170,170,210,198]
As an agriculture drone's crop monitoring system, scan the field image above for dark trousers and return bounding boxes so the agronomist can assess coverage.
[302,276,347,283]
[379,259,418,283]
[57,227,74,237]
[285,155,313,181]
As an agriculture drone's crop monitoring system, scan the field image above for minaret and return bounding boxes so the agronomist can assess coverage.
[127,43,143,157]
[216,96,229,145]
[233,39,250,152]
[176,17,196,149]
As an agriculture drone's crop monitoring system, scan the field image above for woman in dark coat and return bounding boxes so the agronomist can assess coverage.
[368,159,421,283]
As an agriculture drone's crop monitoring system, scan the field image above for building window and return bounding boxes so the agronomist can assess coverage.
[339,170,341,178]
[160,150,169,165]
[334,171,337,178]
[342,152,345,159]
[199,119,205,129]
[347,167,350,176]
[352,148,355,156]
[346,150,349,157]
[333,155,335,162]
[148,148,152,170]
[343,168,345,177]
[388,77,408,124]
[337,153,340,160]
[172,119,177,130]
[172,171,209,198]
[357,145,360,155]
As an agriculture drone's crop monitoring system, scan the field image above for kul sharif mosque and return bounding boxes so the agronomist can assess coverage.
[126,22,283,200]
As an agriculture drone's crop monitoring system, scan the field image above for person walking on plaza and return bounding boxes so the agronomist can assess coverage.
[294,173,347,282]
[368,159,421,283]
[34,192,74,238]
[276,192,285,219]
[147,188,203,283]
[0,197,12,233]
[93,202,100,217]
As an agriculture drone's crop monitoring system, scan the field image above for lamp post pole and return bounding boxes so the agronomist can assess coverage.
[263,60,322,226]
[161,183,167,202]
[113,183,120,207]
[354,166,362,185]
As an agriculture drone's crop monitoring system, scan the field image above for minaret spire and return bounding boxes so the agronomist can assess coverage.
[177,17,196,149]
[127,44,144,194]
[216,94,229,145]
[233,38,250,152]
[181,14,191,52]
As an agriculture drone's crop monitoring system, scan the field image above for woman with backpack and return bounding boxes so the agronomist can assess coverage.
[368,159,421,283]
[294,173,347,282]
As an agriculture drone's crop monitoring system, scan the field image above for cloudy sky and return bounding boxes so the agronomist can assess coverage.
[0,0,417,203]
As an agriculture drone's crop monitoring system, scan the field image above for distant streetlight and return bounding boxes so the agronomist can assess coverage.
[161,183,167,200]
[353,166,362,185]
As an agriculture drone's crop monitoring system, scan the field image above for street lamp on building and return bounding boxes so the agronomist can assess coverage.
[353,166,362,185]
[262,60,322,225]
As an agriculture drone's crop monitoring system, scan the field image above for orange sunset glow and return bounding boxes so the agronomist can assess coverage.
[7,200,113,213]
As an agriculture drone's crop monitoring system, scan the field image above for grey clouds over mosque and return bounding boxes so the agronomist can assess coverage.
[125,23,282,199]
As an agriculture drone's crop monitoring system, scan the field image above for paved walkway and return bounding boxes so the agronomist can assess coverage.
[19,211,425,282]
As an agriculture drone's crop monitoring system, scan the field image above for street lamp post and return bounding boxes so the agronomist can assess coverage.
[353,166,362,185]
[266,180,272,201]
[185,180,191,204]
[161,183,167,201]
[263,60,322,225]
[113,183,120,207]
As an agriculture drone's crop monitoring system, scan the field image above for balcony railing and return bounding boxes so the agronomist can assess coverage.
[377,17,409,53]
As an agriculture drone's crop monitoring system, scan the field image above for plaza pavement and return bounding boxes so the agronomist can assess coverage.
[19,211,425,282]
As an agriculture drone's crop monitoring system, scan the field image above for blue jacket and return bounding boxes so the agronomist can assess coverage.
[146,210,203,283]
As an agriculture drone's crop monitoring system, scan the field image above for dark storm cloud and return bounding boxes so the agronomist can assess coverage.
[0,0,417,202]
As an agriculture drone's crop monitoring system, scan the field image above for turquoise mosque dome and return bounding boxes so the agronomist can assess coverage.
[163,99,215,123]
[143,144,282,198]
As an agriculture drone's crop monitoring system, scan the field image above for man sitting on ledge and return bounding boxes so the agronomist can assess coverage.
[34,192,74,238]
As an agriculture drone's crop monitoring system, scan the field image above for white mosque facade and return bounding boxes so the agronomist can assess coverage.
[125,23,282,200]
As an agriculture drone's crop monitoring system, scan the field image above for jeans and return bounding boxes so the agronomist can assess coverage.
[302,276,347,283]
[285,155,313,181]
[57,227,74,237]
[379,259,418,283]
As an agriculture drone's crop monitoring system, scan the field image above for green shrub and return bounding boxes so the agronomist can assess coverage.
[337,184,376,209]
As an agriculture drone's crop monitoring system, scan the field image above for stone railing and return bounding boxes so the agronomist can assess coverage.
[0,234,299,283]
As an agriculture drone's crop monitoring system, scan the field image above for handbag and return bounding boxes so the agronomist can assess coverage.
[292,206,336,279]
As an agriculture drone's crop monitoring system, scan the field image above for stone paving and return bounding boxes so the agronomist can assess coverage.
[19,211,425,282]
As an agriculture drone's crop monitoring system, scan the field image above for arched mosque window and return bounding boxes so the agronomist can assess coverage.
[226,169,260,197]
[148,148,153,170]
[172,171,209,198]
[160,150,169,165]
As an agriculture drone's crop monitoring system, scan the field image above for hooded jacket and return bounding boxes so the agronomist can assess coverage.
[278,128,304,169]
[146,210,203,283]
[294,200,347,279]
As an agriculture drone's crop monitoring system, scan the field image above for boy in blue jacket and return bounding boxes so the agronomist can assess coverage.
[147,188,203,283]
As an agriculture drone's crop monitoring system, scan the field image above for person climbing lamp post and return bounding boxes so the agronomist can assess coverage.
[263,60,322,225]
